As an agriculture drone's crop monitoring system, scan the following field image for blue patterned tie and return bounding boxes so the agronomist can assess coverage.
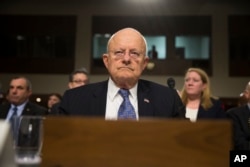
[118,89,136,119]
[10,106,18,122]
[10,106,18,134]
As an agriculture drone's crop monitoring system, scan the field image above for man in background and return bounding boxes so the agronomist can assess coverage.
[68,67,89,89]
[50,67,89,115]
[227,81,250,150]
[0,76,47,120]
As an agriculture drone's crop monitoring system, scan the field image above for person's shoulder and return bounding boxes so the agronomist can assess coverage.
[210,97,224,106]
[65,80,108,95]
[210,97,221,102]
[226,105,250,119]
[82,80,107,89]
[139,79,168,89]
[27,101,47,112]
[227,105,247,113]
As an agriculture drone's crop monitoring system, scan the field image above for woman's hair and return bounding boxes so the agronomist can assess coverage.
[181,67,216,110]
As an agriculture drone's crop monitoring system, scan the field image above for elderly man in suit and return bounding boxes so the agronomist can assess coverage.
[0,76,47,120]
[59,27,185,120]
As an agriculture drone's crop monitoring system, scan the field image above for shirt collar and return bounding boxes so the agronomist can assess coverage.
[11,100,28,113]
[107,77,138,101]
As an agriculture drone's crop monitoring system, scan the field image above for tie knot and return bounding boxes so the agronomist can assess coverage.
[13,106,18,112]
[118,89,129,99]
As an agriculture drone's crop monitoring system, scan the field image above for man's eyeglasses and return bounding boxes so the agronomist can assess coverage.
[72,80,87,84]
[110,50,143,59]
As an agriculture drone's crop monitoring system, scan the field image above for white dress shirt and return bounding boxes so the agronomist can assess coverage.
[185,107,198,122]
[105,78,138,120]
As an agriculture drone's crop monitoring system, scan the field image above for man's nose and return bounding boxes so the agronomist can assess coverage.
[11,88,17,93]
[123,52,131,61]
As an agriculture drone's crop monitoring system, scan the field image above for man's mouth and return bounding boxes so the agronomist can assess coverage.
[118,67,133,71]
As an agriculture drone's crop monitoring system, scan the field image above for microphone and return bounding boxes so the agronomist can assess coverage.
[167,77,175,89]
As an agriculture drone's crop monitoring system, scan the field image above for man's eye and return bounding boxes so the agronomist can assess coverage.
[114,51,124,56]
[131,52,139,57]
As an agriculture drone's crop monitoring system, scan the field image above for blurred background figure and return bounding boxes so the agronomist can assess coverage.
[0,82,5,105]
[238,91,249,107]
[148,45,158,59]
[180,67,226,122]
[47,93,62,114]
[0,90,8,105]
[0,90,9,105]
[227,81,250,150]
[50,67,89,115]
[68,67,89,89]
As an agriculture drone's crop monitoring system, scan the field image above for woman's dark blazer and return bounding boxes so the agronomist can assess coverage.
[197,98,226,120]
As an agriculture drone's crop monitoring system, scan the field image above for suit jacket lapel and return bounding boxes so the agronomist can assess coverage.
[22,102,32,115]
[22,102,40,116]
[137,80,153,117]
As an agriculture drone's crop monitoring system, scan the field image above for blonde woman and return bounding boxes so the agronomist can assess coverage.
[180,67,226,122]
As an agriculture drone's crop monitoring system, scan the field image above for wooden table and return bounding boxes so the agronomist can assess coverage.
[41,117,232,167]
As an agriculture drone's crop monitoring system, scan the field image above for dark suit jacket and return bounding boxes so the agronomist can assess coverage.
[197,98,226,120]
[0,101,47,119]
[59,79,185,118]
[226,105,250,150]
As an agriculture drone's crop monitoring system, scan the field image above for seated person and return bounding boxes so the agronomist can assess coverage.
[58,27,185,120]
[227,81,250,150]
[0,76,47,120]
[180,67,226,122]
[50,67,89,115]
[47,93,62,114]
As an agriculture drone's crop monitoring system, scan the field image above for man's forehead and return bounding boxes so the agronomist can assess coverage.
[73,73,87,78]
[110,37,145,50]
[10,79,27,86]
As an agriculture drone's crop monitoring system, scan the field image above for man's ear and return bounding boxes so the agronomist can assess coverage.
[28,90,32,97]
[143,56,149,70]
[102,53,109,69]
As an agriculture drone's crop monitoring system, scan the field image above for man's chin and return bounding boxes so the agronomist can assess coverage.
[9,99,19,104]
[117,71,133,79]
